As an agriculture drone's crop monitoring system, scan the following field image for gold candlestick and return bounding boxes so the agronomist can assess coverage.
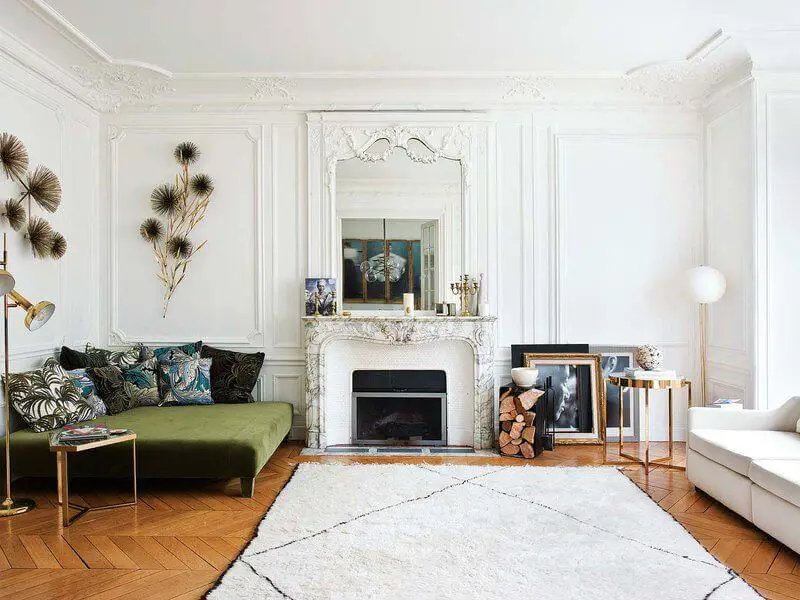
[450,274,479,316]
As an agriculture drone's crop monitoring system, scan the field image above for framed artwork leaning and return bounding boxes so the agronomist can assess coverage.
[522,352,605,445]
[589,345,640,442]
[305,278,337,316]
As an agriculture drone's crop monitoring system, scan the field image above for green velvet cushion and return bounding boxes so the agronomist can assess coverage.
[5,402,293,480]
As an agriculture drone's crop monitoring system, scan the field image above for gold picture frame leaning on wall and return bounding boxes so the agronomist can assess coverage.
[522,353,606,445]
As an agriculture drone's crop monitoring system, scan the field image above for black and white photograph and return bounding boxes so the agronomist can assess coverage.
[590,346,639,441]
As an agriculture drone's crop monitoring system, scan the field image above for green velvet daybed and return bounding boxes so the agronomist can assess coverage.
[5,402,293,497]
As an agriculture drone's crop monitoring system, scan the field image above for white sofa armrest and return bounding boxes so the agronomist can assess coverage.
[688,396,800,432]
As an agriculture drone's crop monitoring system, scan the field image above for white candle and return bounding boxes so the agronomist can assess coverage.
[403,293,415,317]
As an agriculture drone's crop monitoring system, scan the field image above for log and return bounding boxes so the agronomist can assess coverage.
[517,388,544,411]
[514,414,525,423]
[501,420,512,433]
[500,443,520,456]
[519,441,535,459]
[509,422,524,439]
[521,426,535,444]
[499,395,516,414]
[498,431,512,447]
[523,412,535,427]
[510,438,523,446]
[499,412,514,422]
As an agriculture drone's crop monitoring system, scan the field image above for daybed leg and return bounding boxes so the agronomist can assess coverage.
[241,477,255,498]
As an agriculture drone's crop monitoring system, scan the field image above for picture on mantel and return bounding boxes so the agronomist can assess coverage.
[305,278,337,317]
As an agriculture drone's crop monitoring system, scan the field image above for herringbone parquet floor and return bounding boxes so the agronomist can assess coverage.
[0,441,798,599]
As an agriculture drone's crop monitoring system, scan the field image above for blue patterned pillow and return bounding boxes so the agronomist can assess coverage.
[66,368,107,417]
[122,358,160,406]
[141,342,202,362]
[159,357,213,406]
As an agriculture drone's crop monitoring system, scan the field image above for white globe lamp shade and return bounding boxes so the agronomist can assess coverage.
[687,266,726,304]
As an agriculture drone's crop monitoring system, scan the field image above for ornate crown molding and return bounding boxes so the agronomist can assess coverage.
[502,75,551,100]
[248,76,296,101]
[72,62,175,112]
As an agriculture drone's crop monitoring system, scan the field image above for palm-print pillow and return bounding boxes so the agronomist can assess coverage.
[200,345,264,403]
[159,357,213,406]
[5,358,95,432]
[85,343,142,369]
[66,368,107,416]
[121,358,159,406]
[87,365,139,415]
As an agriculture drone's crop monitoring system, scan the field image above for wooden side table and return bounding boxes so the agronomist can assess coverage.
[49,432,138,527]
[603,375,691,474]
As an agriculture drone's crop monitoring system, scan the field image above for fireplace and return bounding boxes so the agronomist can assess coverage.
[352,370,447,445]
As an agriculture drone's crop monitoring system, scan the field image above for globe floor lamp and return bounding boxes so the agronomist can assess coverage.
[0,233,55,517]
[687,266,727,407]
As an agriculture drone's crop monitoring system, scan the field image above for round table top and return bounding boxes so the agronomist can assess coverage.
[607,374,689,389]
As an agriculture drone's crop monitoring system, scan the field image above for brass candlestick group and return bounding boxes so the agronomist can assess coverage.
[450,274,479,316]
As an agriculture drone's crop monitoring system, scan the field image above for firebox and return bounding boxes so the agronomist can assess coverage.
[352,370,447,445]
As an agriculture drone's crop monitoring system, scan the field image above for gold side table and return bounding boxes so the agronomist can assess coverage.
[49,432,137,527]
[603,375,691,474]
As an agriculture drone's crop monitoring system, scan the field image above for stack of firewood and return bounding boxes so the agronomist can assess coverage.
[499,387,543,458]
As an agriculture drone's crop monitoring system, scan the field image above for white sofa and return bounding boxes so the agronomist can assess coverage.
[687,397,800,554]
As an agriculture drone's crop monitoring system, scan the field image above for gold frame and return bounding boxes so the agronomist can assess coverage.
[522,353,606,445]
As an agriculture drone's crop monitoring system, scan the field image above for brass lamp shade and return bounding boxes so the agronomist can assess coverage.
[8,290,55,331]
[0,270,14,296]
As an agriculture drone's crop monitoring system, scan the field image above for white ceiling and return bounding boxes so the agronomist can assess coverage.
[26,0,800,74]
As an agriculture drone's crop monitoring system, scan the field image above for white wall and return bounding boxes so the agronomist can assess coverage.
[100,108,702,441]
[703,81,755,407]
[0,48,100,433]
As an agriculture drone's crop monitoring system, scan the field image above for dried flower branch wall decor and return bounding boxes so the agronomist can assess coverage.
[0,132,67,259]
[139,141,214,317]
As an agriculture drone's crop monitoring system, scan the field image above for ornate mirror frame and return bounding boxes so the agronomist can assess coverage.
[307,112,493,314]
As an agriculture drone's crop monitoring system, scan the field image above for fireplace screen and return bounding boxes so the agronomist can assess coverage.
[352,370,447,445]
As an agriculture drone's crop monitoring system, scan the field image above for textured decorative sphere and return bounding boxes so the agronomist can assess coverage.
[635,345,664,371]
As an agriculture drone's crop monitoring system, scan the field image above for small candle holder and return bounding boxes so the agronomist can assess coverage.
[450,274,479,316]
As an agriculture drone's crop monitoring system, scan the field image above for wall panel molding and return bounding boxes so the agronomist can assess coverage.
[106,123,265,348]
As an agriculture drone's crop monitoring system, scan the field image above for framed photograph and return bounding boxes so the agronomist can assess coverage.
[522,353,605,445]
[589,345,640,442]
[305,278,337,316]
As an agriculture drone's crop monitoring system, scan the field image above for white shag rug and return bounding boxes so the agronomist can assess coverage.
[208,465,761,600]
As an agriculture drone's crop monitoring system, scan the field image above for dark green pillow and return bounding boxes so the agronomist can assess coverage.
[141,341,202,362]
[85,343,142,369]
[200,345,264,403]
[87,365,138,415]
[122,358,160,406]
[59,345,107,370]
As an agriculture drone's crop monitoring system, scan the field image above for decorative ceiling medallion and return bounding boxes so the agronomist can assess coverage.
[248,77,296,101]
[72,62,174,112]
[502,75,550,101]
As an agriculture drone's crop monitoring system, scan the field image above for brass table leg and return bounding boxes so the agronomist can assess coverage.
[668,387,674,463]
[618,381,623,455]
[644,387,650,474]
[59,451,69,527]
[56,452,64,506]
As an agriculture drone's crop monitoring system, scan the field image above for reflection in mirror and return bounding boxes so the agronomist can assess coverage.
[337,143,461,313]
[342,219,436,310]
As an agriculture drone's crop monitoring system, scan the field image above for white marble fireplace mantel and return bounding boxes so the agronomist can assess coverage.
[303,315,497,449]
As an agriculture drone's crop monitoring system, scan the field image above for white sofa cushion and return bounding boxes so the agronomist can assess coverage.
[749,459,800,509]
[688,429,800,476]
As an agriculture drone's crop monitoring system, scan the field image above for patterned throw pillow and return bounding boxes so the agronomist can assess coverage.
[121,358,160,406]
[85,343,142,369]
[5,358,95,432]
[159,357,213,406]
[59,345,107,370]
[66,368,107,416]
[201,345,264,403]
[141,341,202,362]
[87,365,147,415]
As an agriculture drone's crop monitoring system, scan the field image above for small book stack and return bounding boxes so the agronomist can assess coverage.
[57,424,109,443]
[623,367,677,380]
[710,398,743,409]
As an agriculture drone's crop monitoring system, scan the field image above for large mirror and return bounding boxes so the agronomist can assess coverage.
[336,139,462,313]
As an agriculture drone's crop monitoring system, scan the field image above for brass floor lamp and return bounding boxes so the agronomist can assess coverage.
[0,233,55,517]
